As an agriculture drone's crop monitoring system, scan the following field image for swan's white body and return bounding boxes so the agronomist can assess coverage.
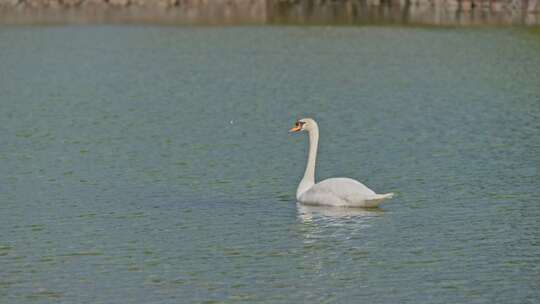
[291,118,393,208]
[298,177,393,208]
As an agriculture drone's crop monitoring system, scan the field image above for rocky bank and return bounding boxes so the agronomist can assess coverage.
[0,0,538,26]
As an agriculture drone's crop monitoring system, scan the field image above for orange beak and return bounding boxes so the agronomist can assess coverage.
[289,125,302,133]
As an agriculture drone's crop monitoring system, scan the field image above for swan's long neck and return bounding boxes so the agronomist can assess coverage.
[297,126,319,199]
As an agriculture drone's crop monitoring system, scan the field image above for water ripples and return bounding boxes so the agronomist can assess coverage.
[0,26,539,303]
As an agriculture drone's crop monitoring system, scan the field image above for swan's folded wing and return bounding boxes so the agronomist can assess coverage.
[299,178,377,205]
[315,178,376,197]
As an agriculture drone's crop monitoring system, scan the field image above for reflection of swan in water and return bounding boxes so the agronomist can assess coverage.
[296,204,384,247]
[297,203,384,223]
[289,118,393,207]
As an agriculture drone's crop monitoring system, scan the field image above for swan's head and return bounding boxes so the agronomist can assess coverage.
[289,118,318,133]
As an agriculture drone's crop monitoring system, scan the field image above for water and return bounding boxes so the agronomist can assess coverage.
[0,26,539,303]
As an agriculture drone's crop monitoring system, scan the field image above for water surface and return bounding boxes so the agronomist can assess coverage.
[0,26,539,303]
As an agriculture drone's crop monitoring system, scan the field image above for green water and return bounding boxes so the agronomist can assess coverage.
[1,26,539,303]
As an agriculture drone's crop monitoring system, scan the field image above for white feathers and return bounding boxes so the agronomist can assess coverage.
[292,118,393,208]
[299,178,393,208]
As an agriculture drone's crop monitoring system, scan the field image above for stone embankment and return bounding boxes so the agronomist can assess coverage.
[0,0,538,26]
[0,0,538,11]
[0,0,178,7]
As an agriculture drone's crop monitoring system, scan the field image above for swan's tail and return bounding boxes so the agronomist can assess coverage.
[378,193,394,199]
[363,193,394,208]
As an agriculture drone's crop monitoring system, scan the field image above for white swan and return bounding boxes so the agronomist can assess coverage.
[289,118,393,208]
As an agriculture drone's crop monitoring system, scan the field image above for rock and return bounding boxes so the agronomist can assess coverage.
[528,0,539,13]
[48,0,61,7]
[62,0,84,7]
[109,0,130,6]
[82,0,106,5]
[131,0,147,6]
[26,0,44,7]
[0,0,20,6]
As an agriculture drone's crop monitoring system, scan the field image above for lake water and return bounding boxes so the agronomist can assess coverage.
[1,26,539,303]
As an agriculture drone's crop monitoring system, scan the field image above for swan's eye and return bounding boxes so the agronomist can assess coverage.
[295,122,300,127]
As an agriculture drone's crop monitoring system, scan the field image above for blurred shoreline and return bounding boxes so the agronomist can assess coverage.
[0,0,539,26]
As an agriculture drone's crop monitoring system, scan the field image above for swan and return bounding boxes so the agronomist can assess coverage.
[289,118,393,208]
